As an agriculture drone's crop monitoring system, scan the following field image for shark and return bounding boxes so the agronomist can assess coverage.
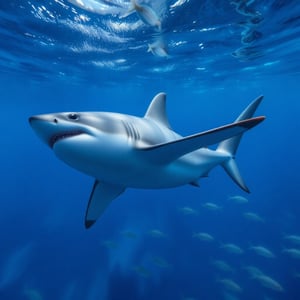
[29,92,265,228]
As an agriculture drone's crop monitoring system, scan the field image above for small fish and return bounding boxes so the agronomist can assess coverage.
[179,206,198,215]
[148,229,167,238]
[211,260,234,273]
[0,243,34,289]
[218,278,242,293]
[243,265,264,277]
[122,230,138,239]
[294,272,300,279]
[133,265,151,277]
[283,234,300,245]
[250,246,275,258]
[152,256,171,268]
[253,274,284,292]
[193,232,214,242]
[23,289,43,300]
[282,248,300,259]
[220,243,244,254]
[243,212,265,222]
[222,291,240,300]
[102,240,118,249]
[148,39,169,57]
[228,195,248,204]
[202,202,222,210]
[128,0,161,30]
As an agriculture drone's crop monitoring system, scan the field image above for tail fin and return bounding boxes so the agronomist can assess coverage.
[217,96,264,193]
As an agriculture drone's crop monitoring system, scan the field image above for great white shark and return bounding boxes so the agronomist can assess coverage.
[29,93,265,228]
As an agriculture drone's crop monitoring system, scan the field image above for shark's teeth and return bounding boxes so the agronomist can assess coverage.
[49,131,84,148]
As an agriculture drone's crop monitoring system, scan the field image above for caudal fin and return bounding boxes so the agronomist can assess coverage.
[217,96,264,193]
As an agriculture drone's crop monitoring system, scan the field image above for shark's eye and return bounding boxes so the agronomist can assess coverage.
[68,113,79,120]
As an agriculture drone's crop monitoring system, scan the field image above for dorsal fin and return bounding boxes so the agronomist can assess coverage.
[144,93,171,129]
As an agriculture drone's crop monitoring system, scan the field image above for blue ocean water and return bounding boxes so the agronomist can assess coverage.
[0,0,300,299]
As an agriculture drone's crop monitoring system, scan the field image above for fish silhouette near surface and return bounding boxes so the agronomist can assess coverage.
[123,0,161,30]
[29,92,265,228]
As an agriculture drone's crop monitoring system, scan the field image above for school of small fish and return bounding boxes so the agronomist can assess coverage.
[3,188,298,300]
[93,189,300,299]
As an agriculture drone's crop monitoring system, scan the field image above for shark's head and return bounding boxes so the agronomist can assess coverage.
[29,111,129,178]
[29,112,90,149]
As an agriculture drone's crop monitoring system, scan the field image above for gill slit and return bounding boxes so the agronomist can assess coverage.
[122,121,140,142]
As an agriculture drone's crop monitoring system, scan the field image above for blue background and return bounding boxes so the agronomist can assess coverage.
[0,1,299,299]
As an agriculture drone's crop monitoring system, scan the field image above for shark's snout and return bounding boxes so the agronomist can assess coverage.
[29,116,40,125]
[29,115,58,125]
[29,114,86,149]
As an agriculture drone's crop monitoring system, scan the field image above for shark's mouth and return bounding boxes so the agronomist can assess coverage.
[49,131,85,148]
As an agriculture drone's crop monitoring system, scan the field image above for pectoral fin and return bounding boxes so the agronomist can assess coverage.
[85,181,125,229]
[137,117,265,164]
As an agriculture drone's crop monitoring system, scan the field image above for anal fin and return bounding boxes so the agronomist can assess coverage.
[85,181,125,229]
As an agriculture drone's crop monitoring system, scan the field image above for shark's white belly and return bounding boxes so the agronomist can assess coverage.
[113,149,228,189]
[54,138,227,188]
